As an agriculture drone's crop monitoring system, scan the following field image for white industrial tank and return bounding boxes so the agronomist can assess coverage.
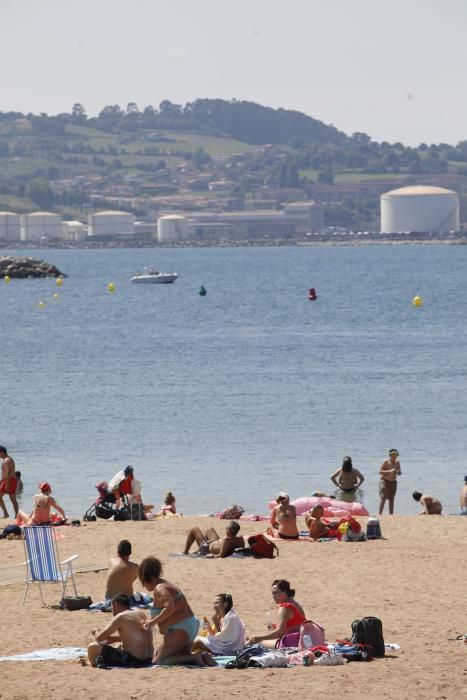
[380,185,460,233]
[157,215,188,243]
[0,212,21,241]
[88,210,135,237]
[21,212,62,241]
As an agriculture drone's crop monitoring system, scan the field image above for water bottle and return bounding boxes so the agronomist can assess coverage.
[303,634,312,649]
[266,611,276,631]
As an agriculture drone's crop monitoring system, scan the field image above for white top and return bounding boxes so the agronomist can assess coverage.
[108,470,124,490]
[196,609,246,654]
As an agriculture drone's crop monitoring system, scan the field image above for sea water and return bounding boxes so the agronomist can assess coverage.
[1,244,466,516]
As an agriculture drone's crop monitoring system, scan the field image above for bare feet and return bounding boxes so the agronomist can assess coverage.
[202,652,217,667]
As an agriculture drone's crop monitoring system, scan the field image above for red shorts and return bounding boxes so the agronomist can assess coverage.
[0,478,17,495]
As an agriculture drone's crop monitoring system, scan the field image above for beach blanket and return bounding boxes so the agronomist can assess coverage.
[267,531,337,542]
[89,592,152,612]
[169,551,252,559]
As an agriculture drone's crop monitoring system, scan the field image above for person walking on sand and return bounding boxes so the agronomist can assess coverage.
[459,476,467,515]
[0,446,18,518]
[412,491,443,515]
[88,593,153,668]
[379,449,402,515]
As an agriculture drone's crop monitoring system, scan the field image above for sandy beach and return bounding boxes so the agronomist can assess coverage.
[0,515,465,700]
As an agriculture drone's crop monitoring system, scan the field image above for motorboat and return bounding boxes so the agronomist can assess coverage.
[130,269,178,284]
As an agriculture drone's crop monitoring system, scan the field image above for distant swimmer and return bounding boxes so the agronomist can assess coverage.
[412,491,443,515]
[379,449,402,515]
[0,446,18,518]
[460,476,467,516]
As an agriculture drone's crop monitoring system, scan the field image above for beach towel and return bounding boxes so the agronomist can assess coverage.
[89,592,152,612]
[0,647,87,662]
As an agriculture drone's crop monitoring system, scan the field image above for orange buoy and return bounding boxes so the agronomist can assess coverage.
[308,288,317,301]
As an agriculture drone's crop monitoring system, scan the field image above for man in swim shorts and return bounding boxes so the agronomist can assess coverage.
[0,446,18,518]
[379,449,402,515]
[88,593,153,668]
[183,521,244,558]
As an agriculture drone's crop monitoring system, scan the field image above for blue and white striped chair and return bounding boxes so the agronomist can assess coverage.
[22,526,79,606]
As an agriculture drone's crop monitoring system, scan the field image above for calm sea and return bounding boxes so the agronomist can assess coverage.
[1,244,466,516]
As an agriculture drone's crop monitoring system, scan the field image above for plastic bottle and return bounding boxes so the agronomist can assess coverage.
[266,611,276,631]
[302,634,312,649]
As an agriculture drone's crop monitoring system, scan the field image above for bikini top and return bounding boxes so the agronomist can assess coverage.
[280,602,306,630]
[150,589,184,617]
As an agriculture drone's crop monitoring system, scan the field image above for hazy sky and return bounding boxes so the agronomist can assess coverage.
[2,0,466,146]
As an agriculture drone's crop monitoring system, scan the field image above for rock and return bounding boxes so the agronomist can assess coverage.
[0,256,66,279]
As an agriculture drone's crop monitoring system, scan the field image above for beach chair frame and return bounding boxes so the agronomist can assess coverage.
[22,526,79,606]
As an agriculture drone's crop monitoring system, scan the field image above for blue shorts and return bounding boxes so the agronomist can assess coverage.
[166,616,200,644]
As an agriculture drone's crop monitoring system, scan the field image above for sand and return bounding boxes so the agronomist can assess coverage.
[0,515,465,700]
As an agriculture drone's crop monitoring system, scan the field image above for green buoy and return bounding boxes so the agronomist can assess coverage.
[199,285,207,296]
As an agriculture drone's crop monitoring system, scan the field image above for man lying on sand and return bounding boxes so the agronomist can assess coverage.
[412,491,443,515]
[183,521,244,558]
[88,593,153,668]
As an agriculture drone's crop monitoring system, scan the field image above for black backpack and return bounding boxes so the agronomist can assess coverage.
[225,644,266,669]
[95,503,115,520]
[351,617,385,657]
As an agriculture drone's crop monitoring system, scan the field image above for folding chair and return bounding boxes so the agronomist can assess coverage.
[22,526,79,606]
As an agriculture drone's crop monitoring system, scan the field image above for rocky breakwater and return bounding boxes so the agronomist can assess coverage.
[0,256,66,278]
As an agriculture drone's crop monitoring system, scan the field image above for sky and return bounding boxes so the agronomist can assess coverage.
[2,0,467,146]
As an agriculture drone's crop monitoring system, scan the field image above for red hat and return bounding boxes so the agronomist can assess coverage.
[39,482,51,493]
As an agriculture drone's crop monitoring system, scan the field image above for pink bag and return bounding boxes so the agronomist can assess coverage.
[299,620,325,648]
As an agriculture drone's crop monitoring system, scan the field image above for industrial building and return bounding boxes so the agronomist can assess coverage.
[380,185,460,234]
[0,212,21,241]
[157,215,189,243]
[88,210,135,238]
[20,212,62,241]
[62,220,87,242]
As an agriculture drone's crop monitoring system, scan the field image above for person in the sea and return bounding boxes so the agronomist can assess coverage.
[16,482,66,525]
[15,471,23,494]
[330,456,365,501]
[460,476,467,516]
[379,449,402,515]
[412,491,443,515]
[305,503,333,539]
[0,446,18,518]
[247,579,306,648]
[157,491,177,516]
[269,492,299,539]
[87,593,153,668]
[105,540,139,600]
[192,593,246,655]
[183,521,244,558]
[139,556,216,666]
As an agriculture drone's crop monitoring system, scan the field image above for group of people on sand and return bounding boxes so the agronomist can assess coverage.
[88,538,306,668]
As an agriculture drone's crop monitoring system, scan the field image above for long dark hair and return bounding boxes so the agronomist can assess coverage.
[342,456,353,472]
[272,579,295,598]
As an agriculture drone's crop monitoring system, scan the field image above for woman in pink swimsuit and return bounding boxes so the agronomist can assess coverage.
[16,482,66,526]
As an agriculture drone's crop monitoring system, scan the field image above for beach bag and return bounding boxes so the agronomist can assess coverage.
[60,595,93,610]
[114,507,131,521]
[0,524,22,539]
[350,617,385,657]
[299,620,326,648]
[95,503,114,520]
[129,503,146,521]
[366,517,382,539]
[220,504,245,520]
[225,643,266,669]
[248,533,278,559]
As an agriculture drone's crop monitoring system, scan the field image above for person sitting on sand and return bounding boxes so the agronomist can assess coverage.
[412,491,443,515]
[379,449,402,515]
[0,446,18,518]
[305,504,333,539]
[157,491,177,516]
[139,556,216,666]
[248,579,306,649]
[87,593,153,668]
[183,521,244,558]
[460,476,467,516]
[16,482,66,526]
[192,593,246,655]
[269,492,299,539]
[105,540,139,600]
[330,456,365,502]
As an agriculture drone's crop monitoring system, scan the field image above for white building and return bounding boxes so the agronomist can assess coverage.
[157,215,189,243]
[62,220,87,242]
[88,210,135,237]
[21,212,62,241]
[380,185,460,233]
[0,212,21,241]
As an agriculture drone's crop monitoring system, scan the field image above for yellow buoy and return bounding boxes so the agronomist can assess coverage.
[37,301,46,309]
[53,293,59,299]
[412,295,423,307]
[107,282,116,293]
[56,277,63,287]
[4,275,11,284]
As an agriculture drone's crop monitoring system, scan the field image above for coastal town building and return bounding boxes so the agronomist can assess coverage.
[88,210,135,238]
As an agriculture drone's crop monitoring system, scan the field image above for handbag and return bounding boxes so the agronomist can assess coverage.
[60,595,93,610]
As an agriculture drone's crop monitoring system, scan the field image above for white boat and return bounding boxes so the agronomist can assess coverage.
[130,269,178,284]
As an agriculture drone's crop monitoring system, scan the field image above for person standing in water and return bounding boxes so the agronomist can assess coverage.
[379,449,402,515]
[330,456,365,502]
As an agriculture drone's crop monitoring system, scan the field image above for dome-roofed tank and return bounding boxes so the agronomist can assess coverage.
[380,185,460,233]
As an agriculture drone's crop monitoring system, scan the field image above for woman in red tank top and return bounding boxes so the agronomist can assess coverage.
[247,579,306,648]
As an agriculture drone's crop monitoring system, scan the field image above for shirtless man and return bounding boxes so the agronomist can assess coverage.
[269,492,299,539]
[379,449,402,515]
[87,593,153,668]
[459,476,467,515]
[305,504,332,539]
[0,446,18,518]
[183,521,244,558]
[412,491,443,515]
[105,540,139,599]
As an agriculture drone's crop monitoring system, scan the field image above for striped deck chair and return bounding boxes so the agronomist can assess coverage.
[22,526,79,606]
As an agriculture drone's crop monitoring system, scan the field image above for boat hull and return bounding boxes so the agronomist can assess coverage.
[131,273,178,284]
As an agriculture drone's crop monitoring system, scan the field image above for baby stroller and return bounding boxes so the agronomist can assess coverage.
[83,481,128,521]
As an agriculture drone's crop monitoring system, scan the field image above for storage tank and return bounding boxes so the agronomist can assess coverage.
[380,185,460,233]
[21,211,62,241]
[88,210,135,237]
[157,215,188,243]
[0,212,21,241]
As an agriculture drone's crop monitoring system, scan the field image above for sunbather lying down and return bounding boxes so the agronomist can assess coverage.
[183,522,244,558]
